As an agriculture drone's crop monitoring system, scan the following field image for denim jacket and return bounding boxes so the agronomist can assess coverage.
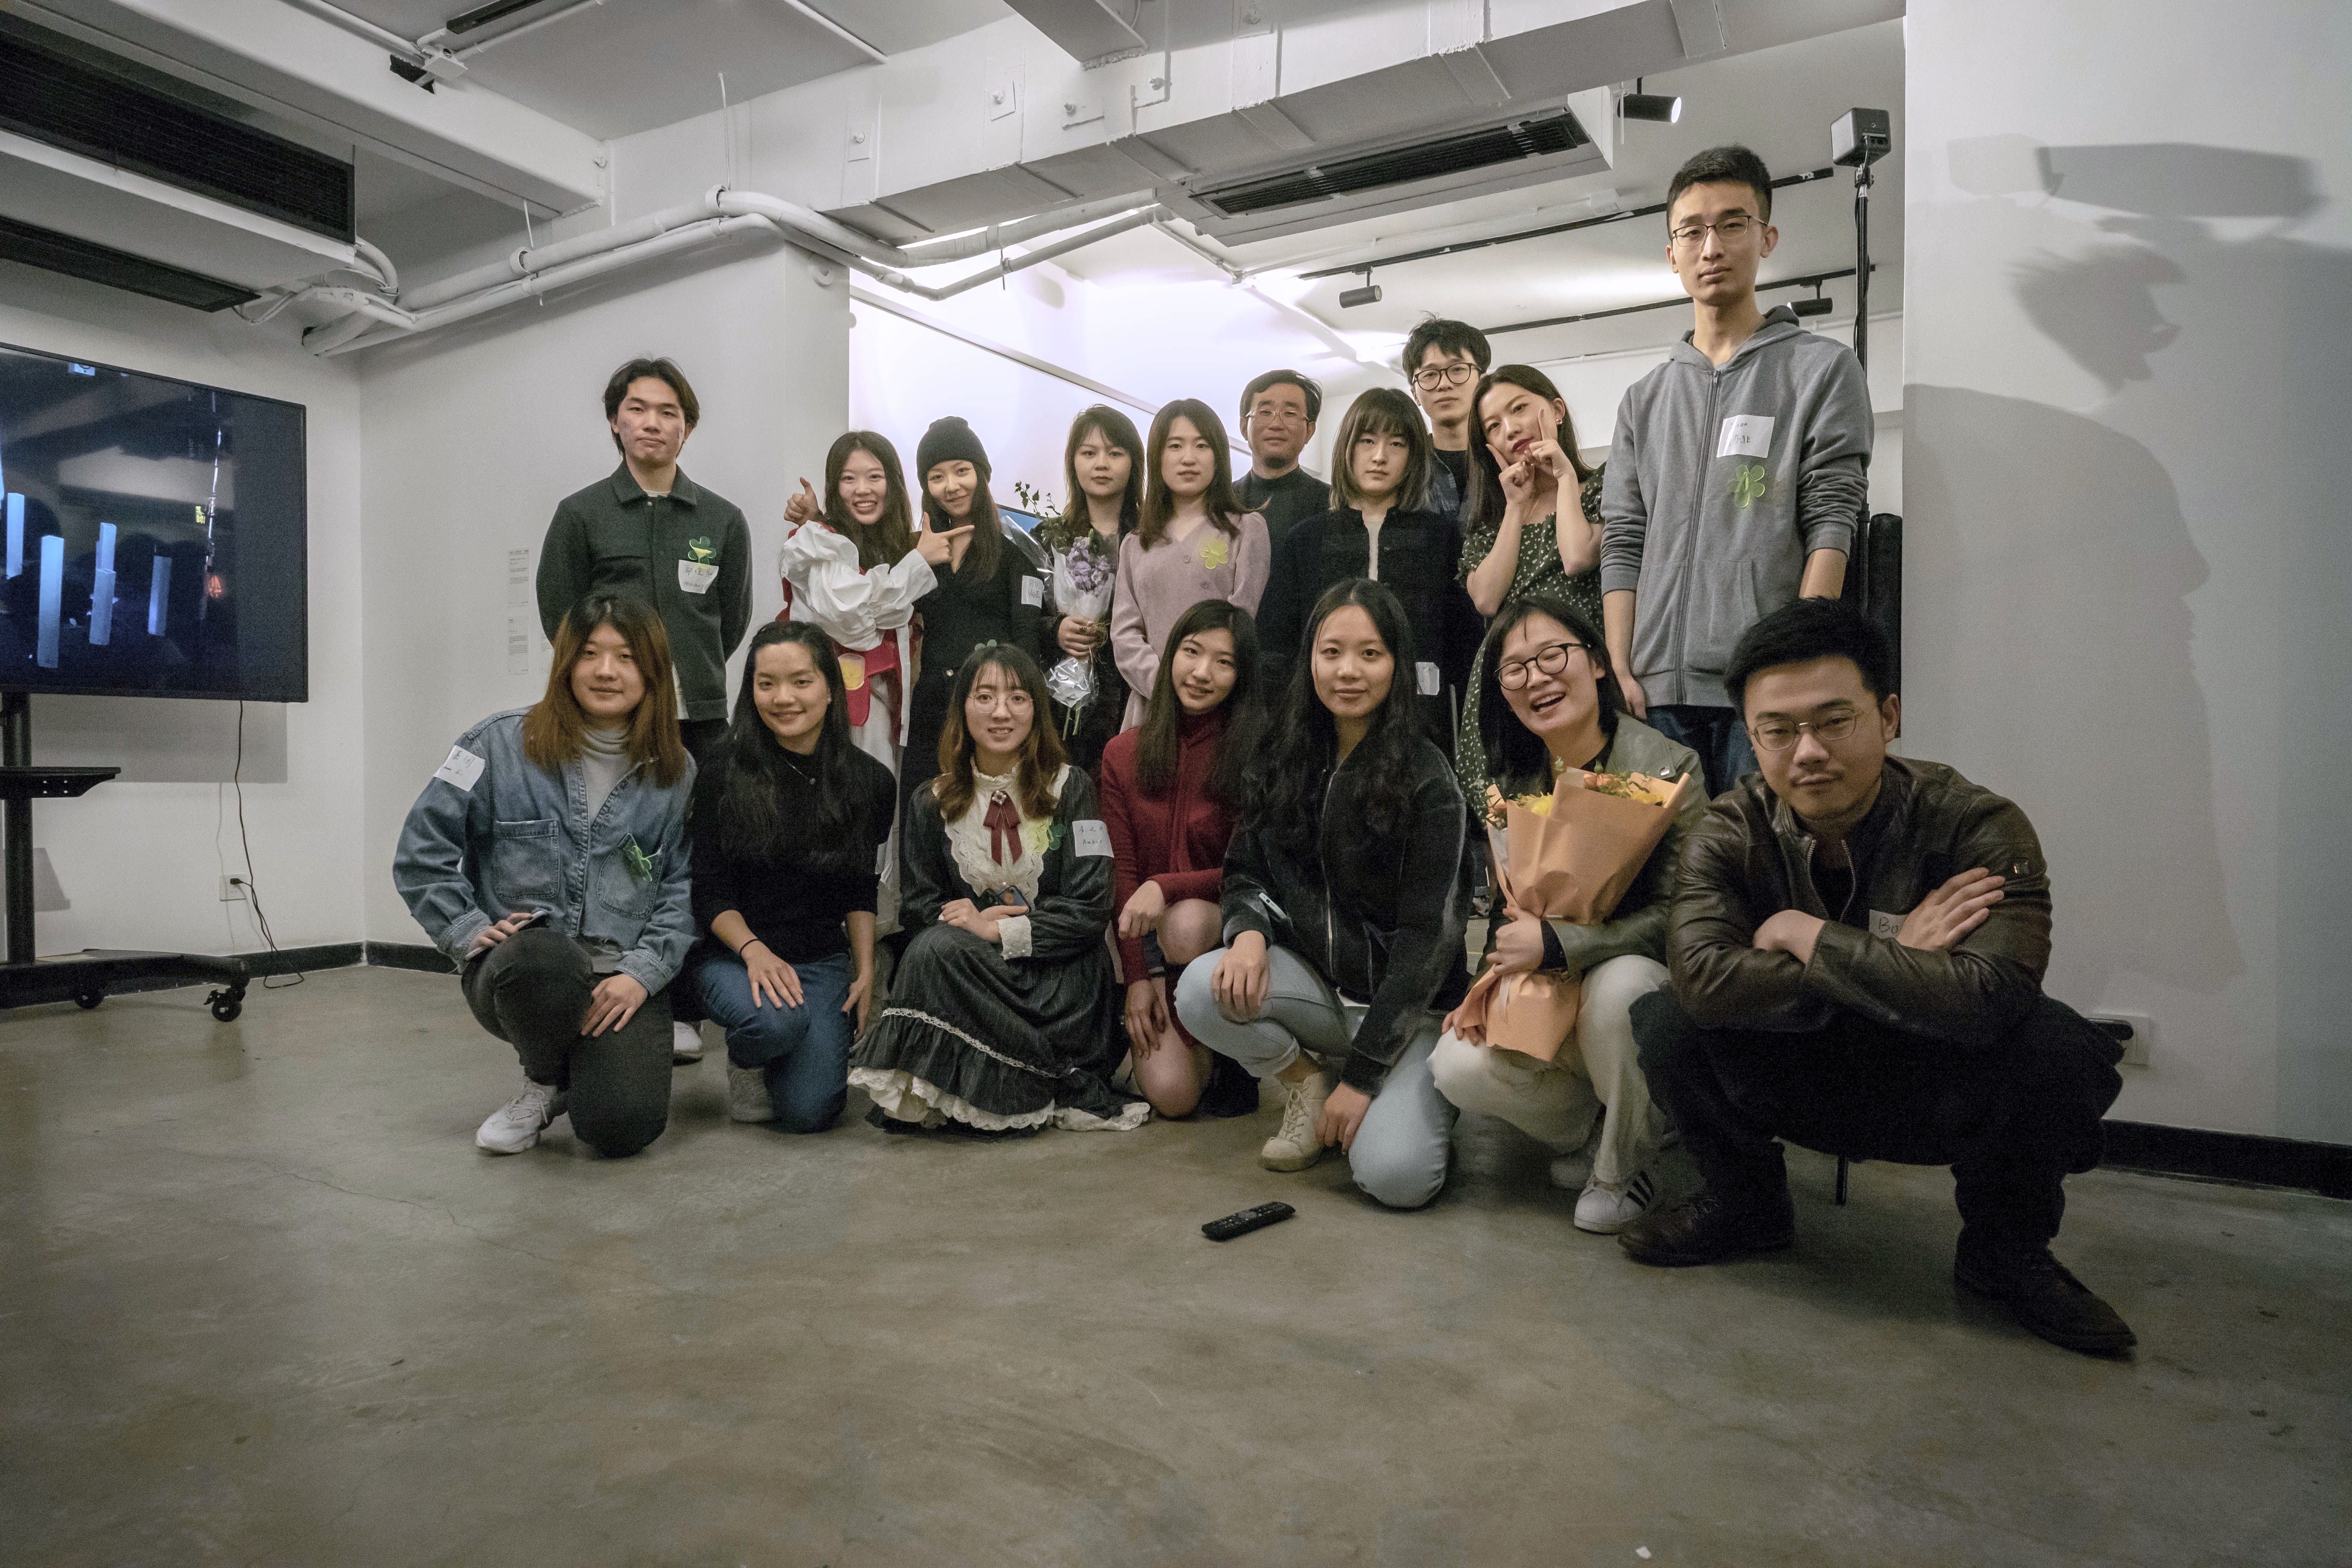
[393,708,696,995]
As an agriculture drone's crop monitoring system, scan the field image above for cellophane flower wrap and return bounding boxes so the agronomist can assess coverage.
[1045,530,1118,721]
[1457,767,1697,1060]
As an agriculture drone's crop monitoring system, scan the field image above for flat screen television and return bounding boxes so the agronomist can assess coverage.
[0,341,306,701]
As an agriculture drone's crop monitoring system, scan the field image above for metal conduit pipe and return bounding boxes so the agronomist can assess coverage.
[850,209,1163,301]
[351,237,400,296]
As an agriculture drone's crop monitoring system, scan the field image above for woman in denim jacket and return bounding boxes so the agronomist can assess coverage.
[395,593,695,1157]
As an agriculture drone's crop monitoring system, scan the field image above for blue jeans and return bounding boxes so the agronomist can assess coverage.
[688,947,856,1133]
[1645,704,1759,800]
[1173,945,1456,1210]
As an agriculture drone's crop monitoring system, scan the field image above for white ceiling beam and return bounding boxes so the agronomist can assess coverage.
[998,0,1146,66]
[18,0,607,215]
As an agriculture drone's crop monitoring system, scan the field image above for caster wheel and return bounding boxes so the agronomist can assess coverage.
[209,991,243,1023]
[75,991,103,1010]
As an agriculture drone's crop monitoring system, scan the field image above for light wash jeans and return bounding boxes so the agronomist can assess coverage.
[1174,945,1455,1210]
[1427,952,1669,1187]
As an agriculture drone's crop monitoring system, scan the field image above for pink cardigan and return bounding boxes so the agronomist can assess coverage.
[1107,512,1270,728]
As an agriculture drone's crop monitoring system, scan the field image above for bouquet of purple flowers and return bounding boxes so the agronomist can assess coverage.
[1046,531,1118,725]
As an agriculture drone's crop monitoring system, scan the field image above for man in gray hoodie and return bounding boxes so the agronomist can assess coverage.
[1600,145,1871,798]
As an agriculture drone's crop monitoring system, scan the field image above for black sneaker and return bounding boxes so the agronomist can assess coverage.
[1197,1052,1261,1119]
[1955,1246,2137,1357]
[1618,1188,1796,1267]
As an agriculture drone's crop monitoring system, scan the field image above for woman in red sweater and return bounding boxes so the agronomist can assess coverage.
[1098,599,1268,1117]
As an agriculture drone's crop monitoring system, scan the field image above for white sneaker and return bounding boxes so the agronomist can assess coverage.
[672,1020,704,1063]
[727,1063,777,1123]
[1574,1168,1659,1234]
[1259,1069,1329,1172]
[1547,1117,1605,1191]
[476,1078,559,1154]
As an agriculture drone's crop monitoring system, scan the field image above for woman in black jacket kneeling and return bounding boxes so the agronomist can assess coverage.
[1174,579,1477,1207]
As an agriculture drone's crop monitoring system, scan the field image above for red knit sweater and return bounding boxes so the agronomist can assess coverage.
[1097,708,1239,981]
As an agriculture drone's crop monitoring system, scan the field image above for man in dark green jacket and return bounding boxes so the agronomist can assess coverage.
[538,357,752,767]
[1622,599,2134,1357]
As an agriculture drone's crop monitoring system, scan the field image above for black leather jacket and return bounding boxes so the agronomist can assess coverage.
[1220,737,1476,1092]
[1669,756,2056,1049]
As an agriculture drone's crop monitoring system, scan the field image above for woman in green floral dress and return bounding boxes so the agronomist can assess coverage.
[1454,365,1606,805]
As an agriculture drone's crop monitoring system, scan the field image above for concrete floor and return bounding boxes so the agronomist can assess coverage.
[1,969,2346,1567]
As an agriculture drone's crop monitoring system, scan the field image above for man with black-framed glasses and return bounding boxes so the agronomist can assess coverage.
[1620,600,2135,1357]
[1402,318,1491,521]
[1599,144,1873,798]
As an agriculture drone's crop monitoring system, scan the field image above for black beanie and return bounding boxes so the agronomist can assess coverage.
[915,416,991,483]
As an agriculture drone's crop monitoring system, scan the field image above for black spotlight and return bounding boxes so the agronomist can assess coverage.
[1338,270,1381,308]
[1620,78,1681,124]
[1792,296,1833,318]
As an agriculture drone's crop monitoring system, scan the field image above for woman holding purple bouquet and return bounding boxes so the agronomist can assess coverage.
[1039,406,1143,774]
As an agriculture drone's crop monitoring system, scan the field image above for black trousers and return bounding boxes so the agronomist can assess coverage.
[1633,989,2123,1253]
[462,927,673,1158]
[677,718,729,772]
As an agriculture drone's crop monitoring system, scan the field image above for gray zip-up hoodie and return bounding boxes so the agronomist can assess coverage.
[1599,304,1871,708]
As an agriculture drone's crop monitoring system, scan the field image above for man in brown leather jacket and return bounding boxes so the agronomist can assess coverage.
[1620,599,2133,1355]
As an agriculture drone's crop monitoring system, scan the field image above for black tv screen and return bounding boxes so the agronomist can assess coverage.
[0,341,306,701]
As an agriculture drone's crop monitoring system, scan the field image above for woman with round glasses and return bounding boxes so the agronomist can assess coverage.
[1429,595,1708,1233]
[1453,365,1607,806]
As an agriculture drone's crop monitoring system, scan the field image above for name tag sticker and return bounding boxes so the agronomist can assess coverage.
[1020,575,1044,607]
[434,744,486,793]
[1869,909,1903,939]
[678,559,718,594]
[1717,414,1776,459]
[1416,661,1442,696]
[1072,819,1113,857]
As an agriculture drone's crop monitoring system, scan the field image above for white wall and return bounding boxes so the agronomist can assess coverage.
[0,264,366,960]
[1904,0,2352,1141]
[356,242,848,947]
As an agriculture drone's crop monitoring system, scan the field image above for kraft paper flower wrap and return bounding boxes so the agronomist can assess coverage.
[1453,766,1697,1060]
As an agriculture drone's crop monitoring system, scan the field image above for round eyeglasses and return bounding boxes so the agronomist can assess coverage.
[1495,642,1586,690]
[1411,362,1478,391]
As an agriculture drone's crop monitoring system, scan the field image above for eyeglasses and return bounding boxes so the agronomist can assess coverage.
[1748,712,1862,751]
[1495,642,1586,690]
[1411,362,1477,391]
[1668,215,1756,250]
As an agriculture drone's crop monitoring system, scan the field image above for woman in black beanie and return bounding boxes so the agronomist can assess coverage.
[902,417,1046,817]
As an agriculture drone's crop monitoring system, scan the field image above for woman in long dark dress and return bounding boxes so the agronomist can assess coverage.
[850,643,1145,1133]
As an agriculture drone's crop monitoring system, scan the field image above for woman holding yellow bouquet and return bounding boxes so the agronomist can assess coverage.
[1429,596,1708,1232]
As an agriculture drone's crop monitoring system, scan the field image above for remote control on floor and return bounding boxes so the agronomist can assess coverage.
[1201,1202,1296,1241]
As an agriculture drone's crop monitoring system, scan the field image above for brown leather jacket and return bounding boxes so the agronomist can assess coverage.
[1667,757,2052,1049]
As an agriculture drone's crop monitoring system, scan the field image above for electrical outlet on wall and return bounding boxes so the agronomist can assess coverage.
[220,875,247,904]
[2089,1012,2153,1068]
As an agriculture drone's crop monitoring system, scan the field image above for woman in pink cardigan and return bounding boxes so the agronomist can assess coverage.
[1108,398,1270,729]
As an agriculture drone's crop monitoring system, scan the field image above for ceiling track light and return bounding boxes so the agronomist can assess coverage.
[1620,78,1682,124]
[1338,268,1381,309]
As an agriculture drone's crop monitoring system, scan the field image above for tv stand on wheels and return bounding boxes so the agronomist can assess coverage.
[0,690,249,1019]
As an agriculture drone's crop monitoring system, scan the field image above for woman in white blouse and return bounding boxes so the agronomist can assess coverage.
[779,431,963,928]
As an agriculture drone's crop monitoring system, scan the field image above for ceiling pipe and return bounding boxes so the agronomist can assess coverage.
[306,199,1161,355]
[281,0,429,62]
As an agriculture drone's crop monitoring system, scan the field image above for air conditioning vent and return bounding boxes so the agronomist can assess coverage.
[1197,109,1590,217]
[0,214,259,312]
[0,29,353,242]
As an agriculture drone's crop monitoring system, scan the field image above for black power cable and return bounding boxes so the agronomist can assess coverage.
[230,700,302,991]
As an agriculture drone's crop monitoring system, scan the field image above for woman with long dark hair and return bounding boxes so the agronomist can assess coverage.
[1256,387,1482,750]
[1174,580,1476,1207]
[1039,405,1144,773]
[849,643,1145,1133]
[778,430,948,931]
[1427,595,1706,1233]
[685,621,895,1133]
[1455,365,1607,805]
[1107,399,1269,729]
[394,593,694,1159]
[900,417,1046,814]
[1098,599,1267,1119]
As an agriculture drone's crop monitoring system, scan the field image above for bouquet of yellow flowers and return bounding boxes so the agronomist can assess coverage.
[1455,765,1697,1060]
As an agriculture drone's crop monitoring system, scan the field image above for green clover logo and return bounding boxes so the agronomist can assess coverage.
[621,835,662,884]
[686,535,715,564]
[1728,462,1770,509]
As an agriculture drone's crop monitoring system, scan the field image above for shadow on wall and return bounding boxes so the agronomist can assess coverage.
[1919,137,2352,1137]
